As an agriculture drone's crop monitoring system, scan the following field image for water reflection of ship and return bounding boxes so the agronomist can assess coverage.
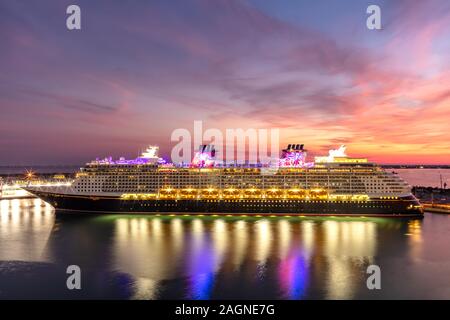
[2,198,420,299]
[0,198,54,261]
[39,213,415,299]
[0,198,426,298]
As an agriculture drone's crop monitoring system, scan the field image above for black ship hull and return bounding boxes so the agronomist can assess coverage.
[28,190,424,218]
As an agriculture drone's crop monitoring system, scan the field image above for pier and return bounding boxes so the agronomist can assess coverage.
[412,186,450,214]
[0,171,75,200]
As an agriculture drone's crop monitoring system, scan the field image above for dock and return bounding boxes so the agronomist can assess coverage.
[423,203,450,214]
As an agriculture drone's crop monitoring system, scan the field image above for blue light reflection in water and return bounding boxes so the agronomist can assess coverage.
[187,219,215,299]
[278,250,309,299]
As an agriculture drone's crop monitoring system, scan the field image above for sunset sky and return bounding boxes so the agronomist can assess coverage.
[1,0,450,165]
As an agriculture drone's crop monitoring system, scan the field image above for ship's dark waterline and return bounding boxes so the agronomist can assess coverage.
[0,198,449,299]
[28,189,424,217]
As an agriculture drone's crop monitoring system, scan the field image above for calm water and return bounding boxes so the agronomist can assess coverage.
[395,169,450,188]
[0,198,449,299]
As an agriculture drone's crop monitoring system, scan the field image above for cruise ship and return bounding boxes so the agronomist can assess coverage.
[0,176,72,200]
[25,144,424,217]
[0,183,35,199]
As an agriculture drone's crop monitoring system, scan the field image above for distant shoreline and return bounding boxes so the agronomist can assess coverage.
[381,165,450,169]
[0,164,449,171]
[0,165,449,179]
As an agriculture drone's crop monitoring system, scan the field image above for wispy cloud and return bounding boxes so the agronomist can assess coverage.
[0,0,449,164]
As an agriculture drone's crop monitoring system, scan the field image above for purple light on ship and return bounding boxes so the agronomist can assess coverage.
[90,146,164,165]
[278,144,314,168]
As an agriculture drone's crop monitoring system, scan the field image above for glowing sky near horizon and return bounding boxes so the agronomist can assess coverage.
[1,0,450,165]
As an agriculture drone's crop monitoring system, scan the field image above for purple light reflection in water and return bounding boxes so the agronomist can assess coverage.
[187,222,216,300]
[278,250,309,299]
